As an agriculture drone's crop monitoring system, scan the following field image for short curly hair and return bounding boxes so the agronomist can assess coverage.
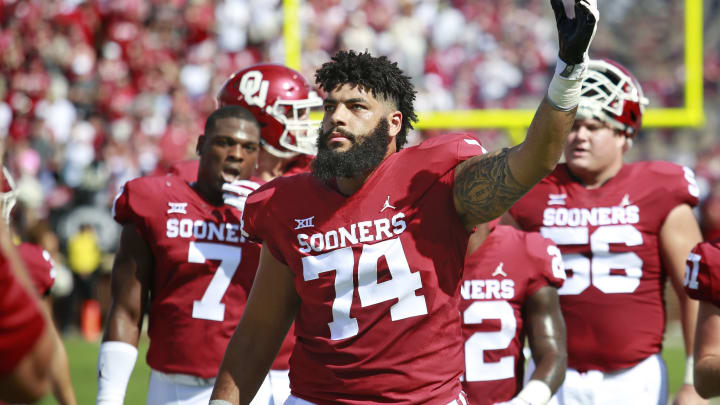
[315,50,418,150]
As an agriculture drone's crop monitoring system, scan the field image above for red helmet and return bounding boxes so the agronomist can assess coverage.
[217,64,322,158]
[578,59,649,137]
[1,167,17,223]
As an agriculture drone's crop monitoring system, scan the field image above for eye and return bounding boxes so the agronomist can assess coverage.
[323,105,336,112]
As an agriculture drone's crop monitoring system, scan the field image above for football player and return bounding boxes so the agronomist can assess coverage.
[460,221,566,405]
[1,167,77,405]
[97,106,262,405]
[0,165,56,402]
[217,63,323,181]
[211,1,598,403]
[684,239,720,399]
[166,64,322,405]
[504,58,707,404]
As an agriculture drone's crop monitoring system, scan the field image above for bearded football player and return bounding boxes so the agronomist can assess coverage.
[684,239,720,399]
[210,1,598,403]
[460,221,567,405]
[97,106,262,405]
[504,58,707,404]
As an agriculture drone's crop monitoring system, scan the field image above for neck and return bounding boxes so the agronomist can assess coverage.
[568,161,623,189]
[255,150,286,181]
[192,181,223,205]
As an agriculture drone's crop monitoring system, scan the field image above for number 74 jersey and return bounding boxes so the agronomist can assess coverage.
[509,162,699,372]
[242,133,486,404]
[113,175,261,379]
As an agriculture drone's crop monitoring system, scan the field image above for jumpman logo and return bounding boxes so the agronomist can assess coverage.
[492,262,507,278]
[381,195,396,212]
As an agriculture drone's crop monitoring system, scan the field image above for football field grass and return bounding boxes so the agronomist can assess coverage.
[37,328,719,404]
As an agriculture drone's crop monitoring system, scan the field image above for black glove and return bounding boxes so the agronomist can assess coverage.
[551,0,599,65]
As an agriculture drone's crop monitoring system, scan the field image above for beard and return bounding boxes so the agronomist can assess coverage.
[311,119,390,181]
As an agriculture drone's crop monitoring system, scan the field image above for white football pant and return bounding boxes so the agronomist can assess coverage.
[525,353,668,405]
[253,369,291,405]
[146,369,288,405]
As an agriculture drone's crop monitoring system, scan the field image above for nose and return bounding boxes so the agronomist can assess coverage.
[325,104,348,129]
[571,124,593,142]
[227,143,244,161]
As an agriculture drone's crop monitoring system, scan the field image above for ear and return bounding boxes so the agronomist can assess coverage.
[387,110,403,139]
[196,134,206,156]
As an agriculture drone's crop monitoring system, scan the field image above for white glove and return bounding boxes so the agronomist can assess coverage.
[223,180,260,211]
[222,180,261,211]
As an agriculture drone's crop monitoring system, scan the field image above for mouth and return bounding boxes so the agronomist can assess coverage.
[222,167,242,183]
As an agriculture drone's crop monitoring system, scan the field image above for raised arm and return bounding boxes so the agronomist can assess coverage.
[211,245,300,405]
[97,223,153,405]
[454,0,598,229]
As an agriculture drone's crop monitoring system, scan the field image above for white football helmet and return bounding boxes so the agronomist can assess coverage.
[577,59,649,137]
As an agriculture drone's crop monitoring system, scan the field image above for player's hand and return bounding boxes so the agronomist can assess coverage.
[673,384,709,405]
[222,180,260,211]
[494,398,529,405]
[550,0,599,65]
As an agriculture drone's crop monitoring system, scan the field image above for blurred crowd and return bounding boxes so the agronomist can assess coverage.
[1,0,720,334]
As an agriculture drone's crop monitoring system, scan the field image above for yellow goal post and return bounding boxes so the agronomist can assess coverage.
[283,0,704,144]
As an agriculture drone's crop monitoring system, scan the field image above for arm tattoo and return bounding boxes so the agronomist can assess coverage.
[454,147,529,227]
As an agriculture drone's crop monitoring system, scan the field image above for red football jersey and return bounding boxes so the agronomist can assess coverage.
[18,243,55,296]
[113,175,261,379]
[685,239,720,307]
[166,157,301,371]
[271,155,314,371]
[459,225,565,404]
[509,162,700,372]
[243,133,486,404]
[168,159,200,183]
[0,252,47,375]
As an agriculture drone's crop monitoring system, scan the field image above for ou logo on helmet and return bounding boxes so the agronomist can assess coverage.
[238,70,270,109]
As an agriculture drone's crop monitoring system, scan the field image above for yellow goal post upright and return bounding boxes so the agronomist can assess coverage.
[283,0,704,144]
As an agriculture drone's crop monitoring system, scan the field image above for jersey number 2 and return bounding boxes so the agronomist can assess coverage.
[189,242,242,322]
[302,238,428,340]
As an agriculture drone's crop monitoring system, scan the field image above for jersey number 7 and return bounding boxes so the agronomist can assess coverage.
[189,241,242,322]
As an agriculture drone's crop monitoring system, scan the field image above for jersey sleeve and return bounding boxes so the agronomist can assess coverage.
[650,162,700,210]
[416,132,486,166]
[19,244,56,297]
[685,240,720,307]
[524,231,566,297]
[241,181,287,264]
[111,178,157,240]
[0,255,47,376]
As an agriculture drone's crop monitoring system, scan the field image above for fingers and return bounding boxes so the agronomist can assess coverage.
[575,0,599,24]
[550,0,568,25]
[222,181,260,195]
[223,194,248,210]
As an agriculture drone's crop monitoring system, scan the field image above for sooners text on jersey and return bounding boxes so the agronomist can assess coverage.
[459,225,565,404]
[242,133,485,404]
[509,162,699,372]
[113,175,261,379]
[685,238,720,307]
